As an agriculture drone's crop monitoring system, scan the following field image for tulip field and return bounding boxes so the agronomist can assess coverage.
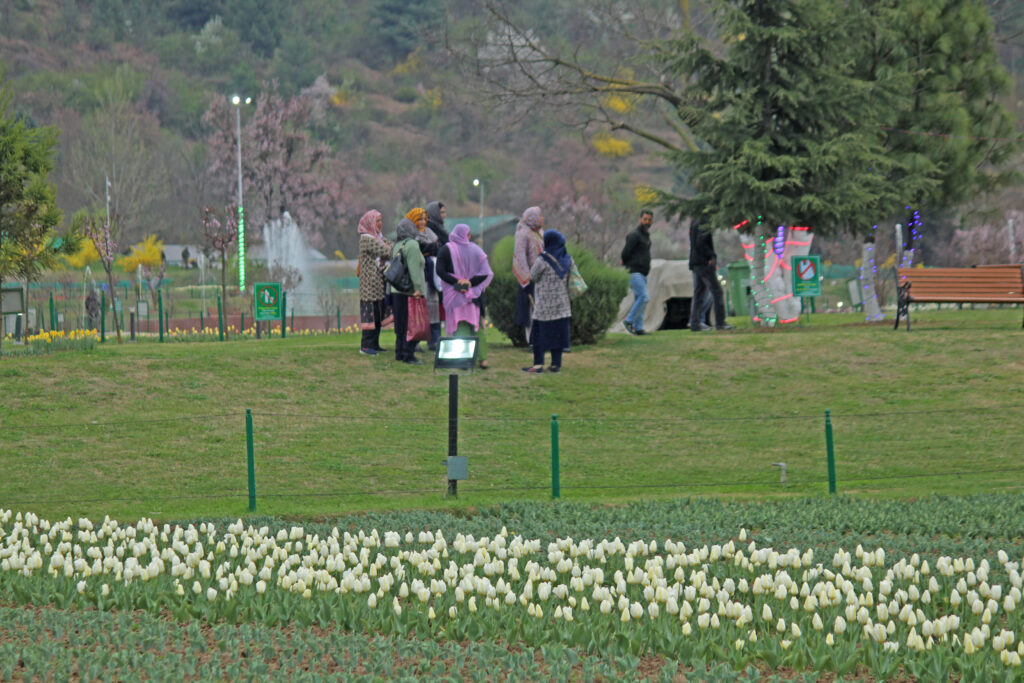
[2,495,1024,680]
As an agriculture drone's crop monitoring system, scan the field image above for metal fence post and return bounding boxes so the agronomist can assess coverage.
[825,409,836,494]
[217,294,224,342]
[157,289,164,343]
[281,292,287,338]
[100,290,106,343]
[246,409,256,511]
[336,305,341,332]
[551,414,560,499]
[49,292,56,332]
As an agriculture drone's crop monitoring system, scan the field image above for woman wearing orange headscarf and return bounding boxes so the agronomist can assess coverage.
[406,207,442,349]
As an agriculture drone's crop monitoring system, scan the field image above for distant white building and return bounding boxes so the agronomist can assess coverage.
[162,245,202,267]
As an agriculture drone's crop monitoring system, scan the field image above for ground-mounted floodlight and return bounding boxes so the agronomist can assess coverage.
[434,336,478,496]
[434,336,478,372]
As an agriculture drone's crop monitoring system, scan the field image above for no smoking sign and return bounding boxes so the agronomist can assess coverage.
[791,255,821,297]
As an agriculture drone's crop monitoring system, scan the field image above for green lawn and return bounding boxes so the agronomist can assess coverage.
[1,307,1022,522]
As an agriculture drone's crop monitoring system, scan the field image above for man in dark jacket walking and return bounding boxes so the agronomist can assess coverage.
[620,210,653,335]
[688,215,733,331]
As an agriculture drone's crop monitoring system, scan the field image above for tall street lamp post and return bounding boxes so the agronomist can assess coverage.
[231,95,252,293]
[473,178,484,235]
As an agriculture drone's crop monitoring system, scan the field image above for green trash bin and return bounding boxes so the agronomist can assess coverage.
[726,261,752,317]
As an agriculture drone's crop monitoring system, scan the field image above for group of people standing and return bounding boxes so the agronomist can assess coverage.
[357,202,494,367]
[512,207,576,373]
[357,203,578,373]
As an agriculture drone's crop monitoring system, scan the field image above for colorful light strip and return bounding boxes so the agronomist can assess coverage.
[238,206,246,292]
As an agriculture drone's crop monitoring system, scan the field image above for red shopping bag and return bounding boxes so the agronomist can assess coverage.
[406,296,430,342]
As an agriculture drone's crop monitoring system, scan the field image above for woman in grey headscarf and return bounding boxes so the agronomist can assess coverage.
[391,218,427,364]
[425,201,448,245]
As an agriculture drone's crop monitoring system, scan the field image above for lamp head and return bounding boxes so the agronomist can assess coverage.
[433,337,478,373]
[231,95,241,106]
[473,178,480,187]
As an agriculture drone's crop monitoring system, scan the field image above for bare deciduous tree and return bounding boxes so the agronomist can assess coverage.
[66,69,168,243]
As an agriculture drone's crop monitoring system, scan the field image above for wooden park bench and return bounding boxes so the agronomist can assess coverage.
[894,265,1024,330]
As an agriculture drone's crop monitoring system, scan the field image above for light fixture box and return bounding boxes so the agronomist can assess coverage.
[433,336,478,373]
[446,456,468,481]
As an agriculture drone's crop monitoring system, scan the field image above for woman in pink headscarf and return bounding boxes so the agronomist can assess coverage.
[512,206,545,342]
[357,209,392,355]
[436,223,494,368]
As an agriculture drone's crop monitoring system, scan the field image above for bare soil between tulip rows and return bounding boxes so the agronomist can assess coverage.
[0,601,924,681]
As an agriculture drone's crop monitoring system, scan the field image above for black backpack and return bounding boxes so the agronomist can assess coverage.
[384,242,414,293]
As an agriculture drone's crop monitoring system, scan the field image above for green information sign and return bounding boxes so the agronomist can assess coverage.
[791,255,822,297]
[254,282,282,321]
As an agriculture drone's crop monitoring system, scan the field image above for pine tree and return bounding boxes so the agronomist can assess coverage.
[660,0,898,235]
[881,0,1019,209]
[0,66,68,352]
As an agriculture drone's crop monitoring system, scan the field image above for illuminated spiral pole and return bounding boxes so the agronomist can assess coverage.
[741,218,777,327]
[859,225,883,321]
[900,207,920,269]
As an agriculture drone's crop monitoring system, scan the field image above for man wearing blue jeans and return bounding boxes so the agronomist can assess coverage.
[621,210,653,335]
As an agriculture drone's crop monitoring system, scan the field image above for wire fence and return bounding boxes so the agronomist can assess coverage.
[3,285,363,340]
[1,402,1021,512]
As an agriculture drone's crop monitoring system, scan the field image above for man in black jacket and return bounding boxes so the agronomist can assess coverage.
[688,215,733,331]
[620,210,653,335]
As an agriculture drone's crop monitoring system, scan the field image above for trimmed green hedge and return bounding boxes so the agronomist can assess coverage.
[486,236,628,346]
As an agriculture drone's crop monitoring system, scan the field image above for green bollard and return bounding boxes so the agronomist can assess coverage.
[158,289,164,343]
[49,292,56,332]
[336,305,341,332]
[100,290,106,342]
[240,312,245,334]
[281,292,287,338]
[825,409,836,494]
[246,409,256,511]
[217,295,224,342]
[551,414,560,499]
[200,310,204,332]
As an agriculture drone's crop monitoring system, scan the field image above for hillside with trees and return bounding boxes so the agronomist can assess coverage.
[0,0,1021,267]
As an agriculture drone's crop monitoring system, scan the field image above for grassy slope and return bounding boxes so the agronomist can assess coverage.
[1,307,1022,522]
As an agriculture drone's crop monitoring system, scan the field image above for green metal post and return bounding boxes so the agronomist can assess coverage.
[290,306,294,332]
[825,409,836,494]
[551,414,560,499]
[100,290,106,342]
[158,289,164,343]
[217,295,224,341]
[246,409,256,511]
[281,292,287,338]
[49,292,56,332]
[336,305,341,332]
[200,310,204,332]
[240,312,245,334]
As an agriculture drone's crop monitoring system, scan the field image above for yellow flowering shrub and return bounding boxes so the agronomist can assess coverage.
[64,240,100,269]
[120,235,164,272]
[634,185,659,205]
[591,132,633,158]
